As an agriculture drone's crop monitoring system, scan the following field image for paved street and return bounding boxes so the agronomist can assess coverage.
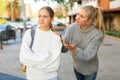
[0,38,25,80]
[59,35,120,80]
[97,36,120,80]
[0,30,120,80]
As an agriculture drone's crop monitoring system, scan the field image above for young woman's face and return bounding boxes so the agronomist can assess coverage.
[38,9,53,28]
[76,9,90,26]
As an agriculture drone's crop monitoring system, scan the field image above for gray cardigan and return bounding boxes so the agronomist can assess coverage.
[63,22,103,75]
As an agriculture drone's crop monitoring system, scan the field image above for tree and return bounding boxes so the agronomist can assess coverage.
[34,0,45,2]
[0,0,7,18]
[52,0,78,18]
[52,0,67,18]
[6,0,21,21]
[52,0,76,10]
[54,5,64,19]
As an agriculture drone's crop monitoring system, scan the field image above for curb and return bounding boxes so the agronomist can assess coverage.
[105,35,120,42]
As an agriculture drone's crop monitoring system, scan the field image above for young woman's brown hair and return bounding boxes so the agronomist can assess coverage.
[39,6,54,31]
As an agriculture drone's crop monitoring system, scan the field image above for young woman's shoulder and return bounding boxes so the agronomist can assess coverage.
[24,29,31,33]
[23,29,31,36]
[51,31,61,39]
[50,32,61,44]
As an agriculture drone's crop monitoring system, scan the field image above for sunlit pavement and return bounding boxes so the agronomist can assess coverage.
[0,38,26,80]
[0,29,25,80]
[59,35,120,80]
[97,36,120,80]
[0,30,120,80]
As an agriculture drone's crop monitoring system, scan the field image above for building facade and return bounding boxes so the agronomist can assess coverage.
[68,0,120,31]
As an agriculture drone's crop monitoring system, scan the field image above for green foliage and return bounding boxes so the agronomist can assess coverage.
[34,0,40,2]
[52,0,76,4]
[106,30,120,38]
[0,19,7,24]
[52,0,66,4]
[54,6,65,19]
[55,12,64,19]
[34,0,45,2]
[0,0,7,17]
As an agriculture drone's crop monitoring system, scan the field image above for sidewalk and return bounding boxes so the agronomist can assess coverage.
[97,36,120,80]
[0,36,120,80]
[0,38,26,80]
[59,35,120,80]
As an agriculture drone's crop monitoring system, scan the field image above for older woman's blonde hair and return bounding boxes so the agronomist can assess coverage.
[81,5,105,35]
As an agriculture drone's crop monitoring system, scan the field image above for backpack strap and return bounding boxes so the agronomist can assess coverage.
[30,27,36,49]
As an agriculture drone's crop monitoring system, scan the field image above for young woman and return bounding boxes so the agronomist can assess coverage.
[19,6,62,80]
[62,5,104,80]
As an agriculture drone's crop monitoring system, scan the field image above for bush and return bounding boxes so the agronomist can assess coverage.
[106,30,120,38]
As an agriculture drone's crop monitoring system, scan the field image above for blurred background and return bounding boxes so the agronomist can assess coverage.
[0,0,120,37]
[0,0,120,80]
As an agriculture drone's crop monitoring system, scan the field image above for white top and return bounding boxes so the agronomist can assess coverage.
[19,27,62,80]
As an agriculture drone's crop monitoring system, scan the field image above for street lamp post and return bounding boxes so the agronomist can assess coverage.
[20,0,27,38]
[21,0,26,29]
[10,0,14,21]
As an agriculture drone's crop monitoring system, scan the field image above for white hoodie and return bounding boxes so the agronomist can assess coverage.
[19,27,62,80]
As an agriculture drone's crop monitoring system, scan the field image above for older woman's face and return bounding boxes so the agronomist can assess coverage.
[38,9,53,27]
[76,8,89,26]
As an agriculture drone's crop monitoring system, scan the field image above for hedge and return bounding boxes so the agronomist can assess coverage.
[106,30,120,38]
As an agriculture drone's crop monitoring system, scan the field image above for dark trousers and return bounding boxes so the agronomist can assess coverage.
[74,69,97,80]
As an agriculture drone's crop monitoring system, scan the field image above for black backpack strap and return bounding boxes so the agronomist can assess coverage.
[30,27,36,49]
[61,44,68,53]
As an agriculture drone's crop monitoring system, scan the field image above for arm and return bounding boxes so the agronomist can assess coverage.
[42,36,62,68]
[54,31,68,53]
[72,32,103,62]
[19,30,50,67]
[61,25,73,52]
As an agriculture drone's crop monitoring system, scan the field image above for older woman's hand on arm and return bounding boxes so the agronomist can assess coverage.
[62,40,77,54]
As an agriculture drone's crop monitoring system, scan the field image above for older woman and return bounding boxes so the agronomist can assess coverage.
[62,5,104,80]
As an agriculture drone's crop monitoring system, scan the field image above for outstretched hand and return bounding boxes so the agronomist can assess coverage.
[55,32,77,53]
[63,40,77,53]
